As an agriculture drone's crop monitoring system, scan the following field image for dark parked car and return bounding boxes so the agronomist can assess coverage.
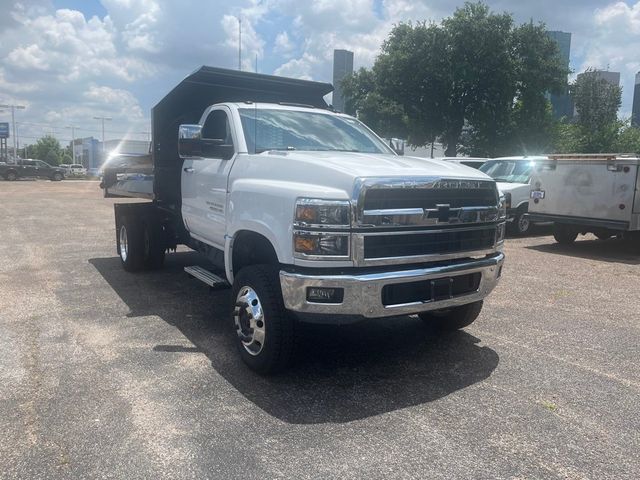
[0,159,65,181]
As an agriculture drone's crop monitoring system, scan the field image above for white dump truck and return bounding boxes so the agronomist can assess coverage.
[100,66,506,373]
[528,154,640,244]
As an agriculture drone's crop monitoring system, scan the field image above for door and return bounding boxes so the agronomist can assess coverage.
[35,160,52,178]
[181,107,237,249]
[20,160,36,178]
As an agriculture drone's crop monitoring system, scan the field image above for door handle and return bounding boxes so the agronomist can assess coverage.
[183,167,194,173]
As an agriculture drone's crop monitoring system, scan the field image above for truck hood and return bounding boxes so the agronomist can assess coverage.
[496,181,529,194]
[263,151,493,181]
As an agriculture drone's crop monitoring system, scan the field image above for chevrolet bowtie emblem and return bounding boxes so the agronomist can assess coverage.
[435,204,451,223]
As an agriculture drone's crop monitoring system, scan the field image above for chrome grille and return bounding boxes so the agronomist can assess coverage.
[351,177,502,266]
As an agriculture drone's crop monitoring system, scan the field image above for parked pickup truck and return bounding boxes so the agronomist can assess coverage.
[1,159,66,181]
[101,66,506,373]
[528,154,640,244]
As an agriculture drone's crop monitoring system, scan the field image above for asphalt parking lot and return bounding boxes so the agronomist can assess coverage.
[1,180,639,479]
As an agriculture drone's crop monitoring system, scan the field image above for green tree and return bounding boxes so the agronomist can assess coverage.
[570,69,622,152]
[33,135,62,164]
[341,2,568,156]
[341,68,407,139]
[614,123,640,153]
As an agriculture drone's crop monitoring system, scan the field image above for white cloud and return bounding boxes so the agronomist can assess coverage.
[274,31,294,55]
[2,0,640,148]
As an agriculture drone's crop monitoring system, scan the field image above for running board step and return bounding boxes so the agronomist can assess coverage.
[184,266,230,289]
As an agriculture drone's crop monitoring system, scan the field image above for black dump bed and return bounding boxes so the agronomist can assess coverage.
[102,66,333,204]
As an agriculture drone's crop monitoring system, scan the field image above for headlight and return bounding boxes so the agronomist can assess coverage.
[295,199,350,227]
[499,194,508,220]
[294,199,351,259]
[293,232,350,258]
[503,192,511,210]
[496,222,506,244]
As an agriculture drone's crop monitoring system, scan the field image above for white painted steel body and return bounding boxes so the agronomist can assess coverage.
[529,155,640,231]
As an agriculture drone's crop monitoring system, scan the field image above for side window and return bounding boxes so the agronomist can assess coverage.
[202,110,233,145]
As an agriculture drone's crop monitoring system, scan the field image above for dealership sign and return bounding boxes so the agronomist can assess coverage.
[0,123,9,138]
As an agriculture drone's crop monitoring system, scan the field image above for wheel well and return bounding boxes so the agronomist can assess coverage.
[231,231,279,276]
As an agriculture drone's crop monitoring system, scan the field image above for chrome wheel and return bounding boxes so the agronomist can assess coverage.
[119,224,128,262]
[234,286,266,356]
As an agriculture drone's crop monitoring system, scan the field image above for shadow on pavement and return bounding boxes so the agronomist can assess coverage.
[525,236,640,265]
[90,252,499,424]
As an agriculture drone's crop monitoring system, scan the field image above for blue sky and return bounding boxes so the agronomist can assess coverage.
[2,0,640,146]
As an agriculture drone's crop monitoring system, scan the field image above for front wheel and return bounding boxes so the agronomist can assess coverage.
[418,300,483,332]
[231,264,296,374]
[508,208,531,236]
[6,171,17,181]
[52,173,63,181]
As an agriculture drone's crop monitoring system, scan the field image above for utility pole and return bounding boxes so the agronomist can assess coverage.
[66,125,77,163]
[238,17,242,70]
[0,103,26,162]
[93,116,112,168]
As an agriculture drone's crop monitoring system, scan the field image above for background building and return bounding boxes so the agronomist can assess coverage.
[632,71,640,127]
[102,139,150,156]
[546,31,573,119]
[573,70,620,117]
[576,69,620,87]
[72,137,100,169]
[332,49,354,113]
[71,137,150,169]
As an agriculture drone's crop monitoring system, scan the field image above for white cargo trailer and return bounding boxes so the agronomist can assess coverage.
[528,154,640,244]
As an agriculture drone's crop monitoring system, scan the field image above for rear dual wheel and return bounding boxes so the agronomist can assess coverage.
[117,216,165,272]
[553,223,578,245]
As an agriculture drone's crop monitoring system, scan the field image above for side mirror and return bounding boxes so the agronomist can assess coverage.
[179,124,203,159]
[389,138,405,156]
[178,124,234,160]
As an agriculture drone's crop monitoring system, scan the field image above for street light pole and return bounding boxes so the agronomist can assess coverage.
[66,125,77,163]
[238,16,242,70]
[0,103,26,161]
[93,116,112,166]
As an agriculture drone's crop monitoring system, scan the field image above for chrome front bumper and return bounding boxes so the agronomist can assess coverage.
[280,252,505,319]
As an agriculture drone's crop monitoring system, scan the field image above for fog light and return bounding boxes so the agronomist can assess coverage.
[306,287,344,303]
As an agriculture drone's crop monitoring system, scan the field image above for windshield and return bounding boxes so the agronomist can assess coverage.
[238,108,393,154]
[479,160,535,183]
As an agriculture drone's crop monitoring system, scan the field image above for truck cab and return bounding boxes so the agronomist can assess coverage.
[102,66,506,373]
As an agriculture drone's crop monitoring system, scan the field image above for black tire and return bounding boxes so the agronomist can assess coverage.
[553,223,577,245]
[593,229,612,241]
[6,171,17,181]
[418,300,483,332]
[116,215,165,272]
[507,207,531,236]
[52,173,63,181]
[117,216,145,272]
[231,264,296,374]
